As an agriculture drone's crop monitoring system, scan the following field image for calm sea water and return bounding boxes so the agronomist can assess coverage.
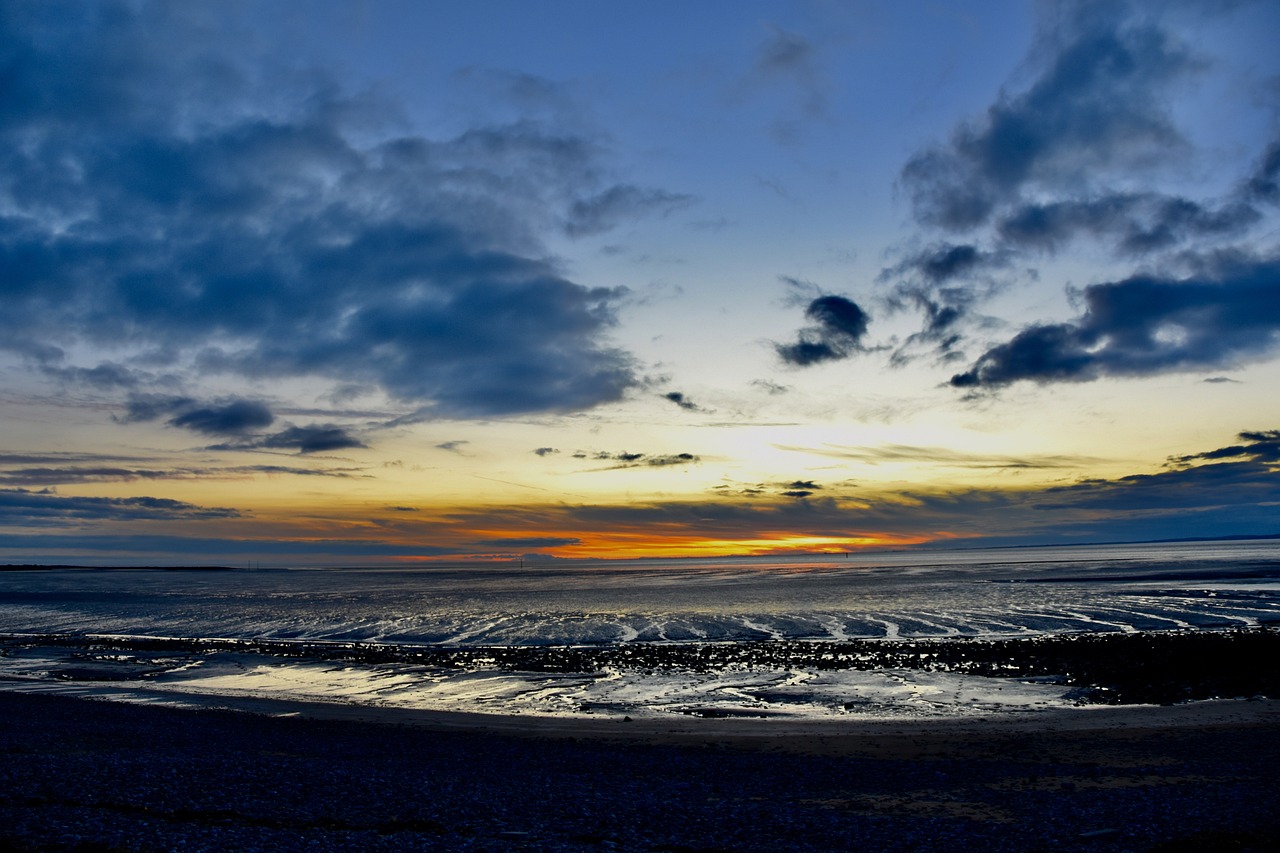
[3,540,1278,646]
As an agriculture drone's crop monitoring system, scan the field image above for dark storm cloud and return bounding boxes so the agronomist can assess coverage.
[0,488,240,523]
[951,254,1280,388]
[776,294,871,367]
[900,17,1198,231]
[0,2,653,419]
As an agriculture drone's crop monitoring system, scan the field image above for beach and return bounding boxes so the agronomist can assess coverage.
[3,551,1279,849]
[2,691,1277,852]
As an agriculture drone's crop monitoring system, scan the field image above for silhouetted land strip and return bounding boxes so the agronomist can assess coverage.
[5,627,1278,706]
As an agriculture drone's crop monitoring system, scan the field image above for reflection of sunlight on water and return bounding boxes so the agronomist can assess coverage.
[0,541,1277,646]
[0,645,1084,720]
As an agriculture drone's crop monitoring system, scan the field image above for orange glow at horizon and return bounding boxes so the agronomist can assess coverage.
[388,530,950,562]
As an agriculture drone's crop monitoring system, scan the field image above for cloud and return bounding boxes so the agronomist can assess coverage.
[880,4,1277,368]
[169,400,275,436]
[776,294,871,367]
[533,447,559,457]
[879,243,1016,360]
[477,536,582,549]
[0,463,362,486]
[0,533,454,560]
[746,25,828,142]
[0,488,240,524]
[777,442,1101,470]
[951,253,1280,388]
[1168,429,1280,465]
[583,451,700,470]
[1034,457,1280,514]
[750,379,790,395]
[663,391,702,411]
[205,424,368,454]
[900,16,1199,231]
[259,425,367,454]
[996,193,1260,255]
[0,3,658,420]
[563,185,694,238]
[40,361,147,389]
[1245,135,1280,203]
[117,395,196,424]
[907,243,989,283]
[434,440,470,454]
[544,430,1280,546]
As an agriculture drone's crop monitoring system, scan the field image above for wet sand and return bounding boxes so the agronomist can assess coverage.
[119,684,1280,752]
[2,690,1277,852]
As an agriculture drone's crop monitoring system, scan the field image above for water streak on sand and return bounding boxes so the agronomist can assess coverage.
[1,540,1278,719]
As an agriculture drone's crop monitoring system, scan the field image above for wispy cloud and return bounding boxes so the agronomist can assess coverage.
[776,443,1103,470]
[0,488,241,524]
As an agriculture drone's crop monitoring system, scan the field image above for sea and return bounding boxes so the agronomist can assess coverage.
[2,540,1278,720]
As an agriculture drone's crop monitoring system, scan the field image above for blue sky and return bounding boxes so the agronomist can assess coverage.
[1,0,1279,564]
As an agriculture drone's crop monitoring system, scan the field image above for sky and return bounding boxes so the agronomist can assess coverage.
[2,0,1279,566]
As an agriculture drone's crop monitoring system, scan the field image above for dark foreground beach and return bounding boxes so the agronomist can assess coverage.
[1,691,1278,853]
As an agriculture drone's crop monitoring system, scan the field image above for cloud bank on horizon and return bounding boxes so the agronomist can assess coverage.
[0,0,1277,563]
